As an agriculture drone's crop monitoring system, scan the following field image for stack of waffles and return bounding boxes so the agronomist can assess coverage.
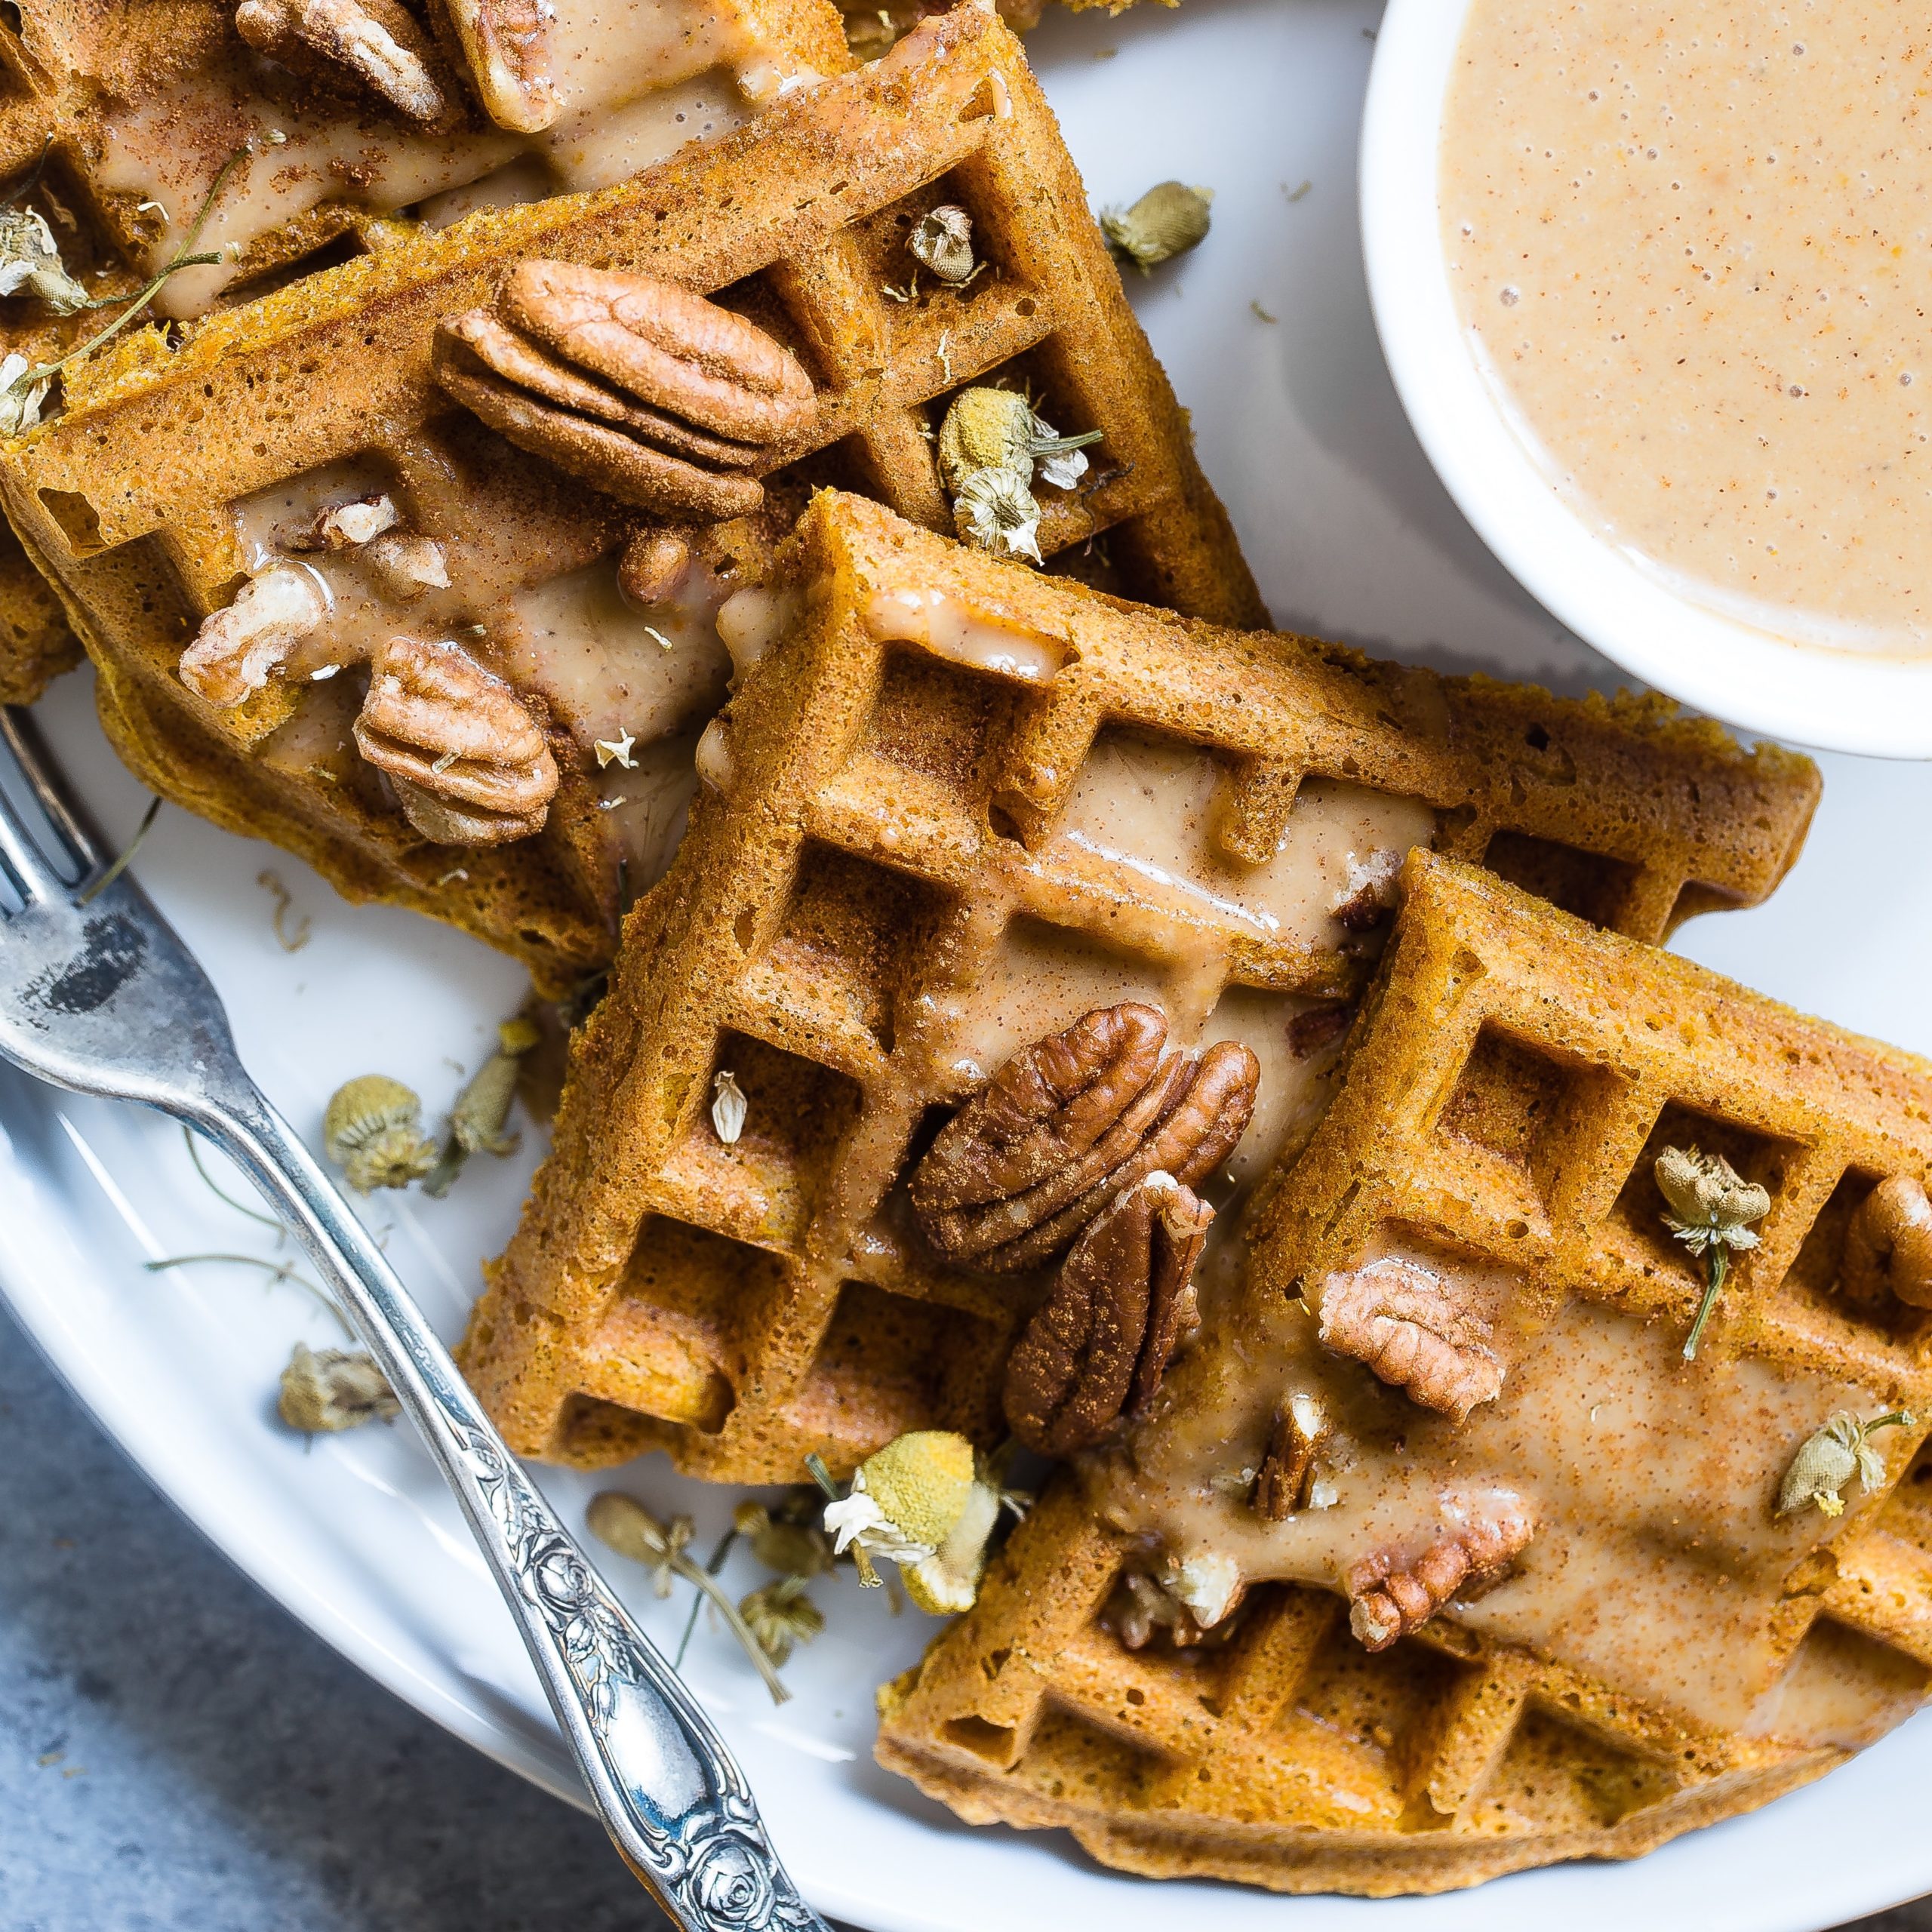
[0,0,1919,1902]
[0,5,1255,986]
[464,490,1818,1480]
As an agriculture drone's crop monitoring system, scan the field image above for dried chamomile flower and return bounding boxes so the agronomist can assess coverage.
[711,1069,748,1145]
[733,1497,833,1578]
[1100,182,1214,273]
[1779,1409,1916,1518]
[0,207,91,312]
[277,1341,399,1433]
[586,1491,695,1598]
[1655,1145,1772,1360]
[0,351,48,435]
[953,463,1044,565]
[909,203,975,284]
[820,1429,1003,1613]
[321,1074,438,1192]
[740,1575,825,1666]
[937,386,1104,499]
[423,1017,541,1197]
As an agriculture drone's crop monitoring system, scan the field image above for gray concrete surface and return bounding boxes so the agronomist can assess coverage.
[0,1294,1922,1932]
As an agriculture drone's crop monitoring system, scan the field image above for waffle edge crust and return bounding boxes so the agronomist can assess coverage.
[875,850,1932,1894]
[458,490,1820,1484]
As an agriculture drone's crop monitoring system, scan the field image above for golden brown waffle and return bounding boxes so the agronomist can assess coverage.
[0,0,851,705]
[460,490,1820,1482]
[0,8,1257,990]
[878,849,1932,1894]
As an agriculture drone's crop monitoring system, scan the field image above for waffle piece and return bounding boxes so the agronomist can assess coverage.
[0,0,851,705]
[878,849,1932,1893]
[0,9,1258,990]
[460,488,1818,1481]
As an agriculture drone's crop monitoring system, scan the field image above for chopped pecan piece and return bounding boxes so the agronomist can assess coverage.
[1316,1257,1503,1422]
[1329,847,1402,931]
[235,0,448,122]
[1346,1500,1534,1651]
[435,0,557,131]
[1841,1174,1932,1309]
[294,492,401,551]
[1003,1170,1212,1456]
[912,1003,1258,1272]
[178,565,327,706]
[1253,1391,1329,1519]
[354,635,557,845]
[365,531,451,598]
[435,262,816,520]
[1287,1000,1354,1060]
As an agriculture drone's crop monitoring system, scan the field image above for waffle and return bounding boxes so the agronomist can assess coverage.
[460,488,1819,1483]
[877,848,1932,1894]
[0,8,1257,991]
[0,0,854,706]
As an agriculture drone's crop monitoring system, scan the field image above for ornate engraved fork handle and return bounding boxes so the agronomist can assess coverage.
[191,1073,826,1932]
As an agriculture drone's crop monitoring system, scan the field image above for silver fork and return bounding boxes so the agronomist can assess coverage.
[0,706,827,1932]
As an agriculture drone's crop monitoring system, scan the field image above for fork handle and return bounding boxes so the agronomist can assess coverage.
[189,1076,827,1932]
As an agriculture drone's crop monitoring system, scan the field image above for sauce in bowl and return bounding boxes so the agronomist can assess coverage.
[1441,2,1932,654]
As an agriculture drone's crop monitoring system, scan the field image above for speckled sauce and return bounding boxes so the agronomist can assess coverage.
[1103,1233,1927,1747]
[1442,1,1932,654]
[91,0,807,312]
[235,460,726,883]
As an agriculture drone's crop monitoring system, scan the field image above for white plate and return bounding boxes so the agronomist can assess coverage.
[5,4,1932,1928]
[1361,0,1932,758]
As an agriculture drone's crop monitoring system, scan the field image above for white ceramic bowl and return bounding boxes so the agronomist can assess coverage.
[1360,0,1932,758]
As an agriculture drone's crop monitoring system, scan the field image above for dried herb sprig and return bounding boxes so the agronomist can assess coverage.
[1,139,253,426]
[144,1248,347,1334]
[75,795,162,905]
[1655,1145,1770,1360]
[586,1492,791,1705]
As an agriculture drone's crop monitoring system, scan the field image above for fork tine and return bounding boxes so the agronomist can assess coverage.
[0,706,102,874]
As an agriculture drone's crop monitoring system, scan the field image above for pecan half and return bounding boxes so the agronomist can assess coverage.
[354,635,557,845]
[179,565,327,706]
[1842,1174,1932,1309]
[235,0,448,122]
[435,0,557,131]
[435,262,815,520]
[1346,1500,1534,1652]
[1253,1391,1329,1520]
[1003,1170,1212,1456]
[912,1003,1258,1273]
[1316,1257,1503,1422]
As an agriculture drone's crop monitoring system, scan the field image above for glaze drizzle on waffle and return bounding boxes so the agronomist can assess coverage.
[877,851,1932,1894]
[460,491,1818,1481]
[0,11,1258,989]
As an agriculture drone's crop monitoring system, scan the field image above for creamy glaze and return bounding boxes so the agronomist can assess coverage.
[1045,731,1436,952]
[1443,0,1932,654]
[229,460,731,875]
[93,0,812,313]
[1106,1235,1921,1746]
[865,587,1068,681]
